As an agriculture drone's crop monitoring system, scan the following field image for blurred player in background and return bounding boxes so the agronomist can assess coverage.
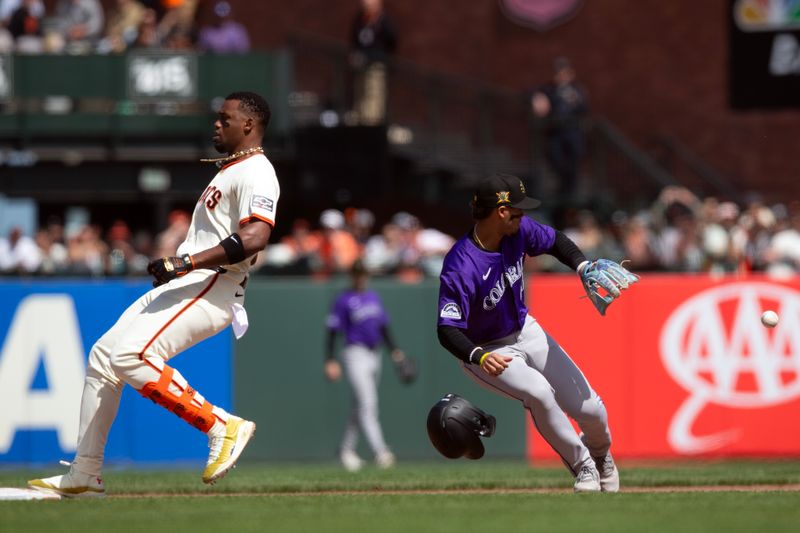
[29,91,278,498]
[436,174,637,493]
[324,259,413,471]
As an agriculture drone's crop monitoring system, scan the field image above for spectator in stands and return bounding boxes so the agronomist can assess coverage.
[34,227,69,274]
[105,219,137,275]
[48,0,104,54]
[349,0,397,125]
[0,226,42,274]
[764,204,800,277]
[273,218,322,273]
[740,202,777,272]
[197,0,249,54]
[129,229,154,275]
[316,209,360,277]
[362,222,404,275]
[157,0,197,50]
[130,7,159,48]
[98,0,145,54]
[618,213,660,272]
[344,207,375,245]
[401,213,455,277]
[0,0,20,24]
[701,201,744,274]
[654,200,704,272]
[67,224,108,275]
[563,209,624,264]
[7,0,44,53]
[530,57,589,202]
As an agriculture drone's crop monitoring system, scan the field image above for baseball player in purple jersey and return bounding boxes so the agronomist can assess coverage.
[324,260,408,471]
[437,173,638,493]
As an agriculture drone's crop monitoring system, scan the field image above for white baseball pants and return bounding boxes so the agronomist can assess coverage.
[71,268,246,476]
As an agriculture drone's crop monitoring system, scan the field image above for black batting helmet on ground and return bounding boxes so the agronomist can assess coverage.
[426,393,496,459]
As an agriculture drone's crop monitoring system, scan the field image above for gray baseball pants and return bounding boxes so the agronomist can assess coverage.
[462,315,611,475]
[340,344,390,456]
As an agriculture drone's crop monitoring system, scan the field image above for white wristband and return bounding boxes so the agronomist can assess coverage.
[577,260,591,275]
[468,346,484,365]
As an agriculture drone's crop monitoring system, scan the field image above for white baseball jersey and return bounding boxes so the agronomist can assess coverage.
[70,153,279,477]
[177,153,280,273]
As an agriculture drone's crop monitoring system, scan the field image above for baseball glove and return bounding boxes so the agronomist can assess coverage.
[579,259,639,316]
[391,350,418,384]
[147,255,193,287]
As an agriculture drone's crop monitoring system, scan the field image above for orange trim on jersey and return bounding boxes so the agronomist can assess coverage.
[137,272,220,360]
[219,152,262,171]
[239,214,275,227]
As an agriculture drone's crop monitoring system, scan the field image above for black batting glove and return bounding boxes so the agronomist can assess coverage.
[147,254,194,287]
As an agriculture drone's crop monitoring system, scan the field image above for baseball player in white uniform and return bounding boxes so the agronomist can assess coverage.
[29,92,279,498]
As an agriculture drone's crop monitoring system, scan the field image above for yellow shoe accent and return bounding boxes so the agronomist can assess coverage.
[28,471,106,499]
[202,416,256,484]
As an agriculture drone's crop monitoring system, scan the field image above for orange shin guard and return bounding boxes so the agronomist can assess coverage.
[138,365,216,432]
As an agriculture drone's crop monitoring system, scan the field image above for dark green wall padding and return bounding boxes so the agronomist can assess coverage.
[0,51,292,136]
[234,278,527,461]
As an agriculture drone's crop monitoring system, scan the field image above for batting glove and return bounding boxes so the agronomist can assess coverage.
[147,254,194,287]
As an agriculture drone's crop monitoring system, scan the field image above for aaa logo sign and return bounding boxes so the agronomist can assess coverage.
[659,282,800,454]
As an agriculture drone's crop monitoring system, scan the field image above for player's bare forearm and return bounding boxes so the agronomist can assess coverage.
[190,220,272,270]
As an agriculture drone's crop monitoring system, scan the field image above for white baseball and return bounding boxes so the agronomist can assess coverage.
[761,310,779,328]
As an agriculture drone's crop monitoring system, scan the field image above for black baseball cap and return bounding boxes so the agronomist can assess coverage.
[473,174,541,210]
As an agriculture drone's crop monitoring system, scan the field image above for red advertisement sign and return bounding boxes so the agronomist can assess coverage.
[526,275,800,459]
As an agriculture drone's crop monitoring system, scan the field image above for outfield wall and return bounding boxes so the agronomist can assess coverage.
[1,275,798,466]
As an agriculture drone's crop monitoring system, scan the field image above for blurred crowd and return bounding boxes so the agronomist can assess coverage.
[0,0,250,55]
[2,186,799,279]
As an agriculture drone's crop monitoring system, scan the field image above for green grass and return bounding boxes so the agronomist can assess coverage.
[1,460,800,533]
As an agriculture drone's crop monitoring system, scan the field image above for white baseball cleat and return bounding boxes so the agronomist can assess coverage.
[339,450,364,472]
[573,463,601,493]
[28,467,106,499]
[594,453,620,493]
[203,416,256,484]
[375,450,396,469]
[579,433,619,493]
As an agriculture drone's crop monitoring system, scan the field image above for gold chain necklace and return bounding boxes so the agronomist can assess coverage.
[201,146,264,168]
[473,225,489,250]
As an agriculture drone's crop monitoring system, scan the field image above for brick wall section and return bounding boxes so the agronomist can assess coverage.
[227,0,798,200]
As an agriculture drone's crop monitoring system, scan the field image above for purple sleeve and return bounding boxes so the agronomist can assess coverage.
[522,217,557,256]
[326,295,347,331]
[437,270,471,329]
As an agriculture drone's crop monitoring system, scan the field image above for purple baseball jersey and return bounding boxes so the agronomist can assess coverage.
[437,216,556,343]
[327,289,389,348]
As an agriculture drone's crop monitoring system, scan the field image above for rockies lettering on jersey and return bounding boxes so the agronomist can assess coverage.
[483,257,525,311]
[437,216,556,344]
